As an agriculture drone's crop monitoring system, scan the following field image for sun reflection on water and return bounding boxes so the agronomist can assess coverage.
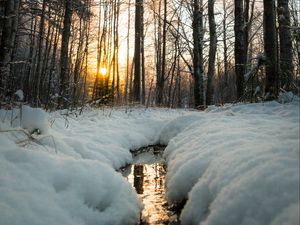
[125,149,179,225]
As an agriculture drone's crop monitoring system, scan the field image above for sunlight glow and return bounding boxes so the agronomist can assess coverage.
[99,67,107,76]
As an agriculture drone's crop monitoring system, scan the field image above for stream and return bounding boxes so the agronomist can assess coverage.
[120,145,180,225]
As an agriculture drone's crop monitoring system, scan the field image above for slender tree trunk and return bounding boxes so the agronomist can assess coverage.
[141,0,145,104]
[124,0,131,102]
[59,0,73,108]
[46,16,60,109]
[133,0,143,102]
[116,0,120,101]
[0,1,6,42]
[40,7,54,104]
[193,0,204,109]
[234,0,246,100]
[156,0,167,105]
[206,0,217,106]
[33,0,46,106]
[155,0,162,105]
[222,0,228,103]
[278,0,294,90]
[0,0,19,100]
[263,0,278,97]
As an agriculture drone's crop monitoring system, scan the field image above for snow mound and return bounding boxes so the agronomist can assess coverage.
[0,107,183,225]
[278,91,300,104]
[159,114,203,144]
[21,105,49,134]
[163,102,299,225]
[0,136,142,225]
[14,89,24,101]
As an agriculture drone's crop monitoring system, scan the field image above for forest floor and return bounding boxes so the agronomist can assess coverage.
[0,96,299,225]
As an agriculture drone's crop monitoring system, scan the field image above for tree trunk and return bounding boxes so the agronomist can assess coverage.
[124,0,131,102]
[33,0,46,106]
[234,0,246,100]
[156,0,167,105]
[278,0,294,90]
[0,0,19,100]
[192,0,204,109]
[133,0,143,102]
[206,0,217,106]
[263,0,278,97]
[141,0,145,105]
[59,0,73,108]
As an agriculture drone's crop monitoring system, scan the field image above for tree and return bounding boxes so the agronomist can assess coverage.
[0,0,20,100]
[278,0,294,90]
[263,0,278,97]
[133,0,143,102]
[156,0,167,105]
[206,0,217,106]
[32,0,47,106]
[192,0,204,109]
[234,0,246,100]
[59,0,73,108]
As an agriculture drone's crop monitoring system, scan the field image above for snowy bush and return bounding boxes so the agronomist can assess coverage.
[21,105,49,134]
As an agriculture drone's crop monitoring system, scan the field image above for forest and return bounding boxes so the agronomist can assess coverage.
[0,0,299,110]
[0,1,299,225]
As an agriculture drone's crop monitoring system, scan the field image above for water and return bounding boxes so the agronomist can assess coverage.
[121,146,180,225]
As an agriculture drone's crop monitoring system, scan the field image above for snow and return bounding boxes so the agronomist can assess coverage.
[21,105,49,134]
[14,89,24,101]
[0,107,182,225]
[162,101,299,225]
[0,100,299,225]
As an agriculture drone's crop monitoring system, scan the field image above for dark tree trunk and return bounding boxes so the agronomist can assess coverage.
[59,0,73,108]
[263,0,278,97]
[156,0,167,105]
[234,0,246,100]
[206,0,217,106]
[141,1,145,104]
[0,0,6,42]
[33,0,46,106]
[193,0,205,109]
[222,0,228,88]
[0,0,19,100]
[133,0,143,102]
[124,0,131,102]
[278,0,294,90]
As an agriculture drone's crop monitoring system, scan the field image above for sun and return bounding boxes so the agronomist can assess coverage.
[99,67,107,76]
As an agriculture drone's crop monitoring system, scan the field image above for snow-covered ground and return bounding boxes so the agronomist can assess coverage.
[0,106,183,225]
[0,99,299,225]
[161,101,300,225]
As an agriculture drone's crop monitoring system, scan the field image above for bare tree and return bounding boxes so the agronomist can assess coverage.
[192,0,204,109]
[156,0,167,105]
[234,0,246,100]
[206,0,217,106]
[0,0,20,101]
[59,0,73,108]
[263,0,278,98]
[278,0,294,90]
[133,0,143,102]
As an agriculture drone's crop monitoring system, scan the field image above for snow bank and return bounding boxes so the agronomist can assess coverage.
[0,106,182,225]
[159,114,203,144]
[0,136,142,225]
[162,101,299,225]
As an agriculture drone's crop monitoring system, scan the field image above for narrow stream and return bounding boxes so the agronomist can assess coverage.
[121,145,180,225]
